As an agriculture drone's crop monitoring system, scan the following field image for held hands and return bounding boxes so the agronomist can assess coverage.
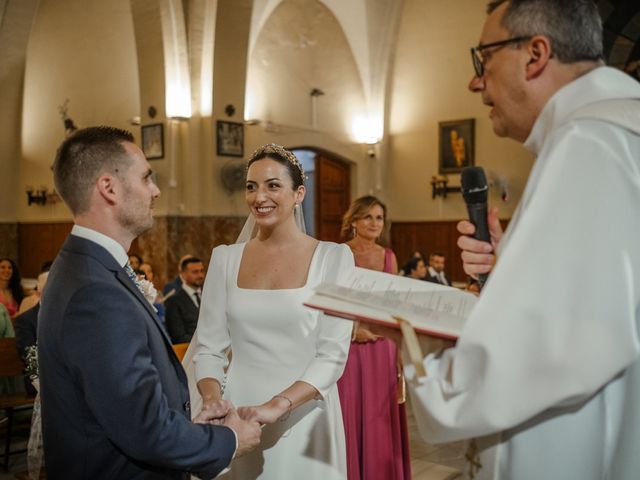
[194,399,234,425]
[222,409,262,458]
[456,206,503,279]
[195,400,262,458]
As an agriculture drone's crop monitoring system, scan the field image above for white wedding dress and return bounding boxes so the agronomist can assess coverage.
[188,241,353,479]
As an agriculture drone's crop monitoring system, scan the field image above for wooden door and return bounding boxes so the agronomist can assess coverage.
[315,154,350,242]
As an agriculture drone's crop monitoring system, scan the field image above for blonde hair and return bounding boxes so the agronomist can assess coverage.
[340,195,389,241]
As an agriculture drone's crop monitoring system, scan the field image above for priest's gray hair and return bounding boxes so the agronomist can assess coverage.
[487,0,603,64]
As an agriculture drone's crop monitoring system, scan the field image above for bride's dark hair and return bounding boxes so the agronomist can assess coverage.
[247,144,305,189]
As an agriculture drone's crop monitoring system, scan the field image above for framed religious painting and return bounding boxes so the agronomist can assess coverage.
[216,120,244,157]
[438,118,475,174]
[141,123,164,160]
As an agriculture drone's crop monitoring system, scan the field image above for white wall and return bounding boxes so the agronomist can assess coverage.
[19,0,141,221]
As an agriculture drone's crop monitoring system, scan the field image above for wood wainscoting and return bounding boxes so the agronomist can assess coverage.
[18,222,73,278]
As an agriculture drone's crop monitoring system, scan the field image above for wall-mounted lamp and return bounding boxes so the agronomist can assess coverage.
[430,175,461,199]
[26,187,61,206]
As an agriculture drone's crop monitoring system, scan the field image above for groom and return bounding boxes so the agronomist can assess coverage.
[39,126,261,479]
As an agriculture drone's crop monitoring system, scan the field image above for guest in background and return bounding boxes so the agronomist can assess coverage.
[163,253,194,298]
[338,195,411,480]
[0,258,25,318]
[0,303,21,394]
[139,262,155,287]
[15,266,51,395]
[426,252,451,286]
[134,265,167,332]
[399,251,426,276]
[403,256,428,280]
[18,260,52,315]
[165,257,205,344]
[128,253,143,271]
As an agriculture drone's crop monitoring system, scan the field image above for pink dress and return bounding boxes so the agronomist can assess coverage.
[0,290,18,317]
[337,247,411,480]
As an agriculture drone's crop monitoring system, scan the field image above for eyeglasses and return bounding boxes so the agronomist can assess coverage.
[470,36,532,77]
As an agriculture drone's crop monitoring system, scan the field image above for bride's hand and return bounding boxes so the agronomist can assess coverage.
[238,397,290,425]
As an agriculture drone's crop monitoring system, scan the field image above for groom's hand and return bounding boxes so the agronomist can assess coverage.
[193,399,233,424]
[223,409,262,457]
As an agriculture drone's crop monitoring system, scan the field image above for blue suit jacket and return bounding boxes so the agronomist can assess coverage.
[39,235,235,479]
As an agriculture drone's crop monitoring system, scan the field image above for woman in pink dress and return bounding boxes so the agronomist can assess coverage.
[0,258,24,318]
[338,196,411,480]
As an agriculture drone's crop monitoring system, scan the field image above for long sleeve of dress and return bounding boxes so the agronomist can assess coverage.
[408,122,640,443]
[298,243,355,398]
[194,245,232,384]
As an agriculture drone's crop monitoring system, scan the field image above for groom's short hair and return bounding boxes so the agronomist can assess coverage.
[53,126,135,215]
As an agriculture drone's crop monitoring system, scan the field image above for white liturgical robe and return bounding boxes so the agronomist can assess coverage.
[407,66,640,480]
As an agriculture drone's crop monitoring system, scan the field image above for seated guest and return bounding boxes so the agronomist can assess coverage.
[403,256,428,280]
[128,253,143,271]
[14,303,40,395]
[426,252,450,286]
[135,265,167,330]
[165,257,205,343]
[162,253,194,297]
[0,258,25,318]
[0,303,21,394]
[15,264,51,394]
[18,261,52,315]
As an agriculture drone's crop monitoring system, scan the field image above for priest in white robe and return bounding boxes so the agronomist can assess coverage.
[407,1,640,479]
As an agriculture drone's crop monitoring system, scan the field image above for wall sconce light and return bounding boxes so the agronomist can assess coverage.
[430,175,461,199]
[26,187,61,206]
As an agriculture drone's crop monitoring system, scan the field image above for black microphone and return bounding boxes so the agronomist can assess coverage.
[461,166,490,288]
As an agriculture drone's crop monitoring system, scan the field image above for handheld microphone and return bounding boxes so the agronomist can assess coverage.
[461,166,490,288]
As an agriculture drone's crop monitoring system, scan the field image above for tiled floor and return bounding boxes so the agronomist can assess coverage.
[406,397,465,479]
[1,402,466,479]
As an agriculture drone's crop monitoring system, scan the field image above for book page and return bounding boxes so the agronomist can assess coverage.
[309,267,477,338]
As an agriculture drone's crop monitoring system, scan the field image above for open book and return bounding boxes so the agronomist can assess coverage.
[305,267,478,340]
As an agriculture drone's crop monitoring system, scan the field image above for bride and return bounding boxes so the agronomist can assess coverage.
[184,144,353,479]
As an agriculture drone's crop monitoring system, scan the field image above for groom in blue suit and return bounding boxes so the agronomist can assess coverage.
[39,126,261,479]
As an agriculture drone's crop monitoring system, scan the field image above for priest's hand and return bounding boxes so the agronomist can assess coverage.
[457,206,502,279]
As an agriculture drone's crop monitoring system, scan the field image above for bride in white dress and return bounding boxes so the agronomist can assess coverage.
[186,144,353,479]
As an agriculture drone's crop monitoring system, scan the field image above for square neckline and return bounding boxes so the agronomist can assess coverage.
[235,241,322,291]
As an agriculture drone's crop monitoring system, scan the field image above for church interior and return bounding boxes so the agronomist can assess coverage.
[1,0,639,478]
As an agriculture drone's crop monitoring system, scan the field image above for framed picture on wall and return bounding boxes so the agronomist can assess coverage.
[438,118,475,174]
[141,123,164,160]
[216,120,244,157]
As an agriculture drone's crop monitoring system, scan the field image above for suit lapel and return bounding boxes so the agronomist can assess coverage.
[62,235,184,372]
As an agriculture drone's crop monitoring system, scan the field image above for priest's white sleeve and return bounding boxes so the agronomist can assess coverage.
[408,122,640,443]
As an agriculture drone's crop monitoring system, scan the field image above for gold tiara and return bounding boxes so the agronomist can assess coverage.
[248,144,305,181]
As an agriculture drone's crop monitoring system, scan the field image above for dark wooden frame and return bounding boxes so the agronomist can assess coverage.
[438,118,475,174]
[216,120,244,157]
[141,123,164,160]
